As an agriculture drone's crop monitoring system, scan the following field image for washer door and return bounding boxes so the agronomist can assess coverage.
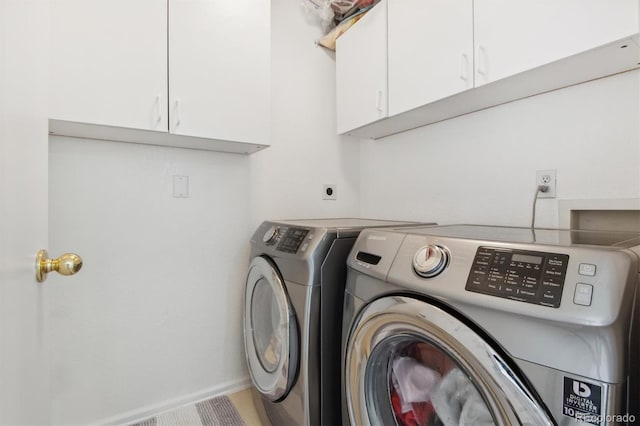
[346,296,553,426]
[244,256,298,401]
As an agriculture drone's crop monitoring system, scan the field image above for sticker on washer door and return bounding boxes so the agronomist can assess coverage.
[562,377,602,424]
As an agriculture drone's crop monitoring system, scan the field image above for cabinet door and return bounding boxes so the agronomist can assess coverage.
[169,0,270,145]
[336,0,388,134]
[474,0,640,86]
[388,0,473,116]
[50,0,168,131]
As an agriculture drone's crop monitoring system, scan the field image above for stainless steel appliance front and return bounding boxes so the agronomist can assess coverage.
[342,225,640,426]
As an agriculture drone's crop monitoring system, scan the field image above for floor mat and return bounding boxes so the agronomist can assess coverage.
[131,395,246,426]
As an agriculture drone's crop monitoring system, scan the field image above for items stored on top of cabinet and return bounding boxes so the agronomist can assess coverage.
[49,0,270,154]
[302,0,378,34]
[303,0,380,50]
[336,0,640,138]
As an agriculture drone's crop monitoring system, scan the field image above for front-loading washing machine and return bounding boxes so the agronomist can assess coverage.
[342,224,640,425]
[244,218,430,426]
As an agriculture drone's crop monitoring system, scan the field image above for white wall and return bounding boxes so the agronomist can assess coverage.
[49,138,251,424]
[46,0,360,423]
[249,0,361,226]
[358,70,640,227]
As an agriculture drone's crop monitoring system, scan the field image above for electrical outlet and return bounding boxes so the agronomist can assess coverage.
[322,184,337,200]
[536,169,556,198]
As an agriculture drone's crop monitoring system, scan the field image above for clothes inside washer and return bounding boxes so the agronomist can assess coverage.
[262,335,281,368]
[430,368,493,426]
[391,357,441,412]
[390,356,440,425]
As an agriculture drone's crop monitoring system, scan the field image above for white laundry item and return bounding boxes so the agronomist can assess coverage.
[431,368,494,426]
[459,396,493,425]
[391,356,442,413]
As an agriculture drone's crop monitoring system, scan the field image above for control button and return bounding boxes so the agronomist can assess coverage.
[413,245,450,278]
[518,289,537,298]
[574,283,593,306]
[487,283,499,292]
[547,257,565,267]
[262,226,279,245]
[578,263,597,277]
[503,285,516,294]
[469,277,485,287]
[542,277,562,290]
[475,258,490,267]
[542,286,562,300]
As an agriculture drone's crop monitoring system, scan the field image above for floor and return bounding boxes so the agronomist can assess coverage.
[228,388,267,426]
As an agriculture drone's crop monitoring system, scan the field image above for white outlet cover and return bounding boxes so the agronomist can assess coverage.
[536,169,556,198]
[323,184,337,200]
[173,175,189,198]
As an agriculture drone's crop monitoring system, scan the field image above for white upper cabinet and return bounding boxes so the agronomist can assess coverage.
[169,0,270,145]
[50,0,168,131]
[49,0,270,153]
[336,0,388,134]
[474,0,640,86]
[388,0,473,116]
[336,0,640,138]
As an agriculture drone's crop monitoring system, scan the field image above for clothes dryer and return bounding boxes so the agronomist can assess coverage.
[244,218,427,426]
[342,224,640,426]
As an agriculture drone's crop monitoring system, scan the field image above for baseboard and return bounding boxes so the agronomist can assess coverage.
[97,376,252,426]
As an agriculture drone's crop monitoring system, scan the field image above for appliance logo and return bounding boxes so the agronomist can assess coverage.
[573,380,591,398]
[562,377,602,425]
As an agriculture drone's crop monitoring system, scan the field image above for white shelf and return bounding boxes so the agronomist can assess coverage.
[48,120,269,155]
[342,35,640,140]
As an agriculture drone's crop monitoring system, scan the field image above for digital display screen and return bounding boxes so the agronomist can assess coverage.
[512,253,543,264]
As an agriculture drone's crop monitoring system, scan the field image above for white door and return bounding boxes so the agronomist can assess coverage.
[0,1,51,424]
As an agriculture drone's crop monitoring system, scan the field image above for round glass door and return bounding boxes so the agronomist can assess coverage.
[345,296,553,426]
[367,336,493,426]
[244,256,298,401]
[250,276,282,372]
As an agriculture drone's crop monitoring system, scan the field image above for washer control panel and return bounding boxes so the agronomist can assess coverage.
[276,227,309,254]
[466,247,569,308]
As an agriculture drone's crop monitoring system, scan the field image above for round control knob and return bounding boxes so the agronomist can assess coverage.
[262,226,279,245]
[413,245,449,278]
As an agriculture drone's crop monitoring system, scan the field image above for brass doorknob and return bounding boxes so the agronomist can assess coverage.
[36,249,83,283]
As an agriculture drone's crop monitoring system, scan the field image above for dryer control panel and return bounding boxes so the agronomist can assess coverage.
[276,227,309,254]
[466,247,569,308]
